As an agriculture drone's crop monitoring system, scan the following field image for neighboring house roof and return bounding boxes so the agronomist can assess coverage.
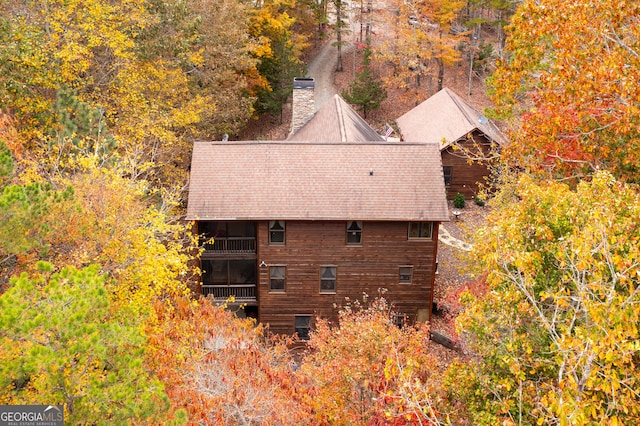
[287,94,384,142]
[396,87,507,149]
[186,141,449,222]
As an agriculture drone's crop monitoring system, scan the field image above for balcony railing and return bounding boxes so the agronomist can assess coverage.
[202,284,257,302]
[202,237,256,254]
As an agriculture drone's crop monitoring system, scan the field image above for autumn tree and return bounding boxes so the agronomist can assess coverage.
[0,0,149,169]
[39,164,195,315]
[451,172,640,425]
[146,296,313,425]
[380,0,466,100]
[0,263,170,423]
[299,296,445,425]
[142,0,261,138]
[0,135,194,315]
[0,0,259,188]
[293,0,329,40]
[462,0,521,98]
[0,140,76,282]
[331,0,350,72]
[488,0,640,183]
[463,0,520,50]
[342,39,387,119]
[249,0,307,118]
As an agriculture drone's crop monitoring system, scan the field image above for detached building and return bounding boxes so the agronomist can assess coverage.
[397,87,507,199]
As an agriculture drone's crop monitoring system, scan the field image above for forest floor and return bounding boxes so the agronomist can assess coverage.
[239,3,497,364]
[240,0,498,140]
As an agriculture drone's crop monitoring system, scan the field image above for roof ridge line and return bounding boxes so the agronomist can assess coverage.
[446,89,477,129]
[335,96,348,142]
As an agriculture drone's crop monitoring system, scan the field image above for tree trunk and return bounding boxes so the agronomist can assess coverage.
[430,330,459,351]
[437,58,444,91]
[336,3,343,72]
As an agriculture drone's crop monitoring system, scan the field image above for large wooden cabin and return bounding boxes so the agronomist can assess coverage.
[396,87,507,200]
[186,141,449,337]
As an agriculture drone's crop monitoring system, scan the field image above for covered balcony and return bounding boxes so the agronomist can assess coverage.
[201,259,257,302]
[198,220,256,255]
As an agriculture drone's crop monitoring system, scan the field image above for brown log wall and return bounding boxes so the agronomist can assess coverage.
[442,132,494,200]
[256,220,438,335]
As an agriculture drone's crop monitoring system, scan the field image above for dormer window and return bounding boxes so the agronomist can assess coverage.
[346,221,362,245]
[269,220,285,244]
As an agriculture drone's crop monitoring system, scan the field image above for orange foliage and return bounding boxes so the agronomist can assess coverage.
[147,297,312,425]
[299,297,444,425]
[489,0,640,182]
[0,112,21,160]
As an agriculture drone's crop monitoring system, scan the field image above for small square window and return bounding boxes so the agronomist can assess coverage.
[399,266,413,283]
[269,220,285,244]
[295,315,312,340]
[392,314,408,328]
[443,166,452,186]
[320,266,337,293]
[346,221,362,245]
[269,265,286,292]
[408,222,433,239]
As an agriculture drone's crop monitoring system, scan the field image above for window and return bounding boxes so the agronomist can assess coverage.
[392,314,408,328]
[295,315,312,340]
[269,220,285,244]
[443,166,452,186]
[409,222,433,239]
[346,221,362,244]
[269,265,286,292]
[399,266,413,283]
[320,266,337,293]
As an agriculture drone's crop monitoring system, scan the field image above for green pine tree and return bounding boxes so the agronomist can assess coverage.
[341,38,386,119]
[0,263,170,423]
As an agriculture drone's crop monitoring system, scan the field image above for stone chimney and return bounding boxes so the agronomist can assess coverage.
[290,77,315,135]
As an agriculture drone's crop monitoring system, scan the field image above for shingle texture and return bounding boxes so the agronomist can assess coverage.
[186,141,449,221]
[396,87,507,148]
[287,94,384,142]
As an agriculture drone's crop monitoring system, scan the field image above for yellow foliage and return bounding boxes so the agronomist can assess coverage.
[457,171,640,424]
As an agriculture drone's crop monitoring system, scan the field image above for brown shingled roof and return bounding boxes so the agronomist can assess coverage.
[186,141,448,221]
[287,95,384,142]
[396,87,507,148]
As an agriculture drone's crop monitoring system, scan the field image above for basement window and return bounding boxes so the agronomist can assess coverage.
[295,315,312,340]
[399,266,413,284]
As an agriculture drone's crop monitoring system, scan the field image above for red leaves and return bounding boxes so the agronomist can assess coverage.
[146,296,313,425]
[491,0,640,182]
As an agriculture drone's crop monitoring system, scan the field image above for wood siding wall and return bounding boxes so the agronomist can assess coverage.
[442,131,494,200]
[256,220,439,335]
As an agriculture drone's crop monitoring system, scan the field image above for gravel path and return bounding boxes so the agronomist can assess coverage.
[305,42,339,111]
[305,3,358,111]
